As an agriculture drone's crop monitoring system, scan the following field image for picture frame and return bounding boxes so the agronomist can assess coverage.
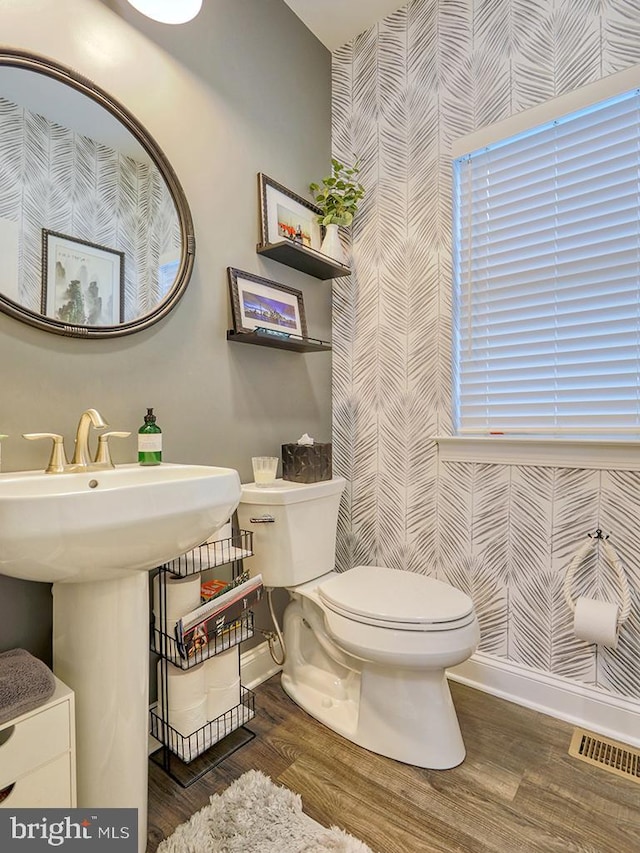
[228,267,308,339]
[41,229,125,326]
[258,173,323,251]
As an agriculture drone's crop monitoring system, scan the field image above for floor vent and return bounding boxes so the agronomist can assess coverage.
[569,728,640,783]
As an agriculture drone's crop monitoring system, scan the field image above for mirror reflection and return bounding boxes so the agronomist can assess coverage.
[0,51,194,338]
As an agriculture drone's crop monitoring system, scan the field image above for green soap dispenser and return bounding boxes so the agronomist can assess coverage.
[138,408,162,466]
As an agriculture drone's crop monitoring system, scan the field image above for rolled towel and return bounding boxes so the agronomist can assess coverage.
[0,649,56,725]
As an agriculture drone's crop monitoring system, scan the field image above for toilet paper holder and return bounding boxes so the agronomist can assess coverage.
[589,528,607,541]
[562,530,632,630]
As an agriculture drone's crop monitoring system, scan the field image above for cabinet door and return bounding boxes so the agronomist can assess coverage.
[0,702,70,789]
[0,754,73,808]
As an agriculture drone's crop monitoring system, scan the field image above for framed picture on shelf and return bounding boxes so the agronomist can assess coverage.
[41,229,125,326]
[228,267,308,339]
[258,173,323,251]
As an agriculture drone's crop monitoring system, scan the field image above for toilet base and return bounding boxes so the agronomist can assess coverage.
[281,662,466,770]
[282,671,359,741]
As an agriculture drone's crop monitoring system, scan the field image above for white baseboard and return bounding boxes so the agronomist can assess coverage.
[240,641,282,689]
[448,651,640,748]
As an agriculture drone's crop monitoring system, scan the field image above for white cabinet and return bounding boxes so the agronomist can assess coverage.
[0,677,76,808]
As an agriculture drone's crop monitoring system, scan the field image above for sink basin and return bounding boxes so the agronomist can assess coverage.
[0,459,242,851]
[0,462,241,583]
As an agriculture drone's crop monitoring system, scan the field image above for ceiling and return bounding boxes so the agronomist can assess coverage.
[282,0,406,51]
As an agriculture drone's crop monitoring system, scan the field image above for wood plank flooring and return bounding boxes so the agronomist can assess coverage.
[147,676,640,852]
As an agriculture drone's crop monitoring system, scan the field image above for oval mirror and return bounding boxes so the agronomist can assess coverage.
[0,48,194,338]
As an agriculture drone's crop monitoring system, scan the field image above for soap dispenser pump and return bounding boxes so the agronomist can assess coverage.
[138,408,162,466]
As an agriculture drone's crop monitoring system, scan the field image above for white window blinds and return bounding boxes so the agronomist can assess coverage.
[453,87,640,435]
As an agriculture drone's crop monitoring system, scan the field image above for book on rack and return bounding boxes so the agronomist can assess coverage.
[200,571,251,604]
[201,578,229,602]
[176,574,264,660]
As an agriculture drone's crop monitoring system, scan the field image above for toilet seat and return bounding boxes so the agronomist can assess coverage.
[318,565,475,632]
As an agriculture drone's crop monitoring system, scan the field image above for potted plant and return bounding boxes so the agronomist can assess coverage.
[309,159,365,264]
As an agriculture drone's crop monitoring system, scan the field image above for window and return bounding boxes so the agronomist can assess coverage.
[452,68,640,436]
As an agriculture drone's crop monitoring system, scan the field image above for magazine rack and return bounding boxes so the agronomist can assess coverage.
[150,512,257,787]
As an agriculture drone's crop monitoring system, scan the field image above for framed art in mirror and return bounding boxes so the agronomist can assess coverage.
[228,267,307,339]
[41,230,125,326]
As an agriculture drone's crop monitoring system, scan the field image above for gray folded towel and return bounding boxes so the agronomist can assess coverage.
[0,649,56,725]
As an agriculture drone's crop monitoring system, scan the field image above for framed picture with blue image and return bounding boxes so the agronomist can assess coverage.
[227,267,308,339]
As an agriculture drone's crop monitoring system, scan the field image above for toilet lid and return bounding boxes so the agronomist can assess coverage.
[318,565,474,628]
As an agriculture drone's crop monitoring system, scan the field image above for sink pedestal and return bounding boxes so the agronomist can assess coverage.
[52,573,149,853]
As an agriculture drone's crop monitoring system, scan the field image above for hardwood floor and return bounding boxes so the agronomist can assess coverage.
[147,676,640,852]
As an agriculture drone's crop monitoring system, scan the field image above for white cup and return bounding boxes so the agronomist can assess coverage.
[251,456,278,486]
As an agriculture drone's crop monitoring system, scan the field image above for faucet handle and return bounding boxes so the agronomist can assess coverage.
[94,431,131,467]
[23,433,68,474]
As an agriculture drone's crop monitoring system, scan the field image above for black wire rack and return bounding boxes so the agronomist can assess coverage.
[150,517,257,787]
[162,529,253,578]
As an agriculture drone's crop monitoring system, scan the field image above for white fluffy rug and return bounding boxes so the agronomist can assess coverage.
[157,770,374,853]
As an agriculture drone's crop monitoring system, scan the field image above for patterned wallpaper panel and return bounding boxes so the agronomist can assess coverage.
[0,95,179,321]
[331,0,640,702]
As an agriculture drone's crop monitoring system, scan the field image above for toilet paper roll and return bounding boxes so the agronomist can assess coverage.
[573,596,620,649]
[203,648,239,690]
[157,660,206,710]
[166,697,208,738]
[206,678,240,722]
[153,572,201,631]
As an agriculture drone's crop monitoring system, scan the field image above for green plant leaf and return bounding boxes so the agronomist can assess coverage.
[309,158,365,227]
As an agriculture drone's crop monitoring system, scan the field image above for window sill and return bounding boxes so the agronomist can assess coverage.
[434,436,640,471]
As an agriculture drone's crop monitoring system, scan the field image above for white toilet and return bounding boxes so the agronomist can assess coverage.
[238,475,480,769]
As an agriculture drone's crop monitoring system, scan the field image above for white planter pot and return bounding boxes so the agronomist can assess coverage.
[320,223,345,265]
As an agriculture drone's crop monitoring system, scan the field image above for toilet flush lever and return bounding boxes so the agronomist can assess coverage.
[249,514,275,523]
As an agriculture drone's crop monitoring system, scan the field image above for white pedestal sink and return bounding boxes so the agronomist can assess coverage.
[0,462,242,853]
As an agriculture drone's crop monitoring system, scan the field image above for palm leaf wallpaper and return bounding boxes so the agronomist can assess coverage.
[0,95,178,321]
[332,0,640,702]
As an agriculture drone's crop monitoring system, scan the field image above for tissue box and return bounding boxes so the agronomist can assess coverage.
[282,442,332,483]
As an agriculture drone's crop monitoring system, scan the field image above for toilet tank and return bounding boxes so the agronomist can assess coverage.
[237,477,346,587]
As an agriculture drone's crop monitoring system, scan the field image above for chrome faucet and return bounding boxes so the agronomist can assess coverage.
[71,408,108,466]
[23,408,131,473]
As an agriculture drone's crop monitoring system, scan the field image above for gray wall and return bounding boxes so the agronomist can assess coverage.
[0,0,332,663]
[332,0,640,704]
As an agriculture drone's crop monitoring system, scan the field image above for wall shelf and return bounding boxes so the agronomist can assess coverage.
[256,240,350,279]
[227,328,332,353]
